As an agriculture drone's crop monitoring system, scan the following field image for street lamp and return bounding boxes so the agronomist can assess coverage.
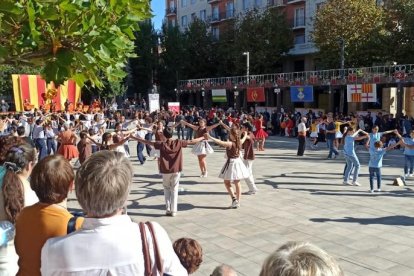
[243,52,250,81]
[201,87,205,109]
[234,85,238,110]
[274,85,281,112]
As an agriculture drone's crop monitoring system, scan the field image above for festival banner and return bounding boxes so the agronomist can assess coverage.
[148,93,160,113]
[290,86,314,102]
[12,74,81,112]
[346,84,376,102]
[247,87,265,102]
[168,102,180,114]
[212,89,227,102]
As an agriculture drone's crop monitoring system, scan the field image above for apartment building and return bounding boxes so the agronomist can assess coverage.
[165,0,327,72]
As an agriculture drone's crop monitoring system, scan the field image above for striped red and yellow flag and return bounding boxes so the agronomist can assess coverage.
[12,75,81,112]
[362,84,373,93]
[351,93,361,102]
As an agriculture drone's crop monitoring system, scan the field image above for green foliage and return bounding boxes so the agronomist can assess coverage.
[312,0,385,68]
[0,0,150,87]
[0,64,41,96]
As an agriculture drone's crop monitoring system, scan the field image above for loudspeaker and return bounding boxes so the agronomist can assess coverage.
[393,177,405,186]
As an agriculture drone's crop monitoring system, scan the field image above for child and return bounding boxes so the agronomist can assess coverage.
[173,238,203,275]
[368,140,397,193]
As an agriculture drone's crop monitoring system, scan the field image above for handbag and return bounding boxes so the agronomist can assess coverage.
[139,222,172,276]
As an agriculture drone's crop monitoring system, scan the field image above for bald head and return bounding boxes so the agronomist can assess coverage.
[211,264,238,276]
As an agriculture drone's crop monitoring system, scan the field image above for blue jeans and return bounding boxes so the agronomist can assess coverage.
[35,139,47,160]
[344,154,360,182]
[176,127,185,140]
[404,155,414,174]
[46,138,56,155]
[185,128,193,140]
[327,138,338,158]
[136,142,146,164]
[369,167,382,190]
[144,133,153,155]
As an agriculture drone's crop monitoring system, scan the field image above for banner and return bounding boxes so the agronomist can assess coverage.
[212,89,227,102]
[12,74,81,112]
[168,102,180,114]
[347,84,377,102]
[148,93,159,113]
[247,87,265,102]
[290,86,313,102]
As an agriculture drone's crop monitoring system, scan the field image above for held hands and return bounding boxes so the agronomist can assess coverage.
[203,133,210,140]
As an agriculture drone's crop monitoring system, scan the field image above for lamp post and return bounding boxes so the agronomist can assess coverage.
[174,88,178,101]
[234,85,238,110]
[243,52,250,81]
[201,87,205,109]
[338,37,345,113]
[274,85,281,112]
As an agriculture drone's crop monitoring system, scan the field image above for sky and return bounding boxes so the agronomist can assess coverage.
[151,0,165,31]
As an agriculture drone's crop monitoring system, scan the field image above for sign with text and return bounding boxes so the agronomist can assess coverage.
[148,93,159,113]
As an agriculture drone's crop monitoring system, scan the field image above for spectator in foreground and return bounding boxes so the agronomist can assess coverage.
[40,151,187,275]
[211,264,238,276]
[173,238,203,275]
[259,241,344,276]
[15,155,83,276]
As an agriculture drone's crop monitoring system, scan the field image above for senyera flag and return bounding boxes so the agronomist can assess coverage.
[12,74,81,112]
[247,87,265,102]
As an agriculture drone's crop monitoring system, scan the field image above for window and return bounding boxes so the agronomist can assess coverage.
[181,15,188,27]
[226,1,234,18]
[294,34,305,44]
[200,9,206,21]
[191,0,196,4]
[181,0,187,8]
[169,0,175,9]
[294,7,305,27]
[191,13,197,22]
[254,0,262,8]
[212,6,219,21]
[243,0,249,10]
[212,27,219,39]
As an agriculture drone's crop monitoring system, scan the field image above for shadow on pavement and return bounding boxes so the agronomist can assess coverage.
[310,215,414,226]
[285,187,414,198]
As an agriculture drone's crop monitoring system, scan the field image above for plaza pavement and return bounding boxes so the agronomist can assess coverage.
[68,136,414,276]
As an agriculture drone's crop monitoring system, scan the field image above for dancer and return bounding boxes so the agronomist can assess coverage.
[87,132,130,151]
[254,114,268,151]
[395,130,414,178]
[77,131,93,165]
[204,128,249,208]
[181,119,220,177]
[343,127,369,186]
[368,140,398,193]
[130,127,204,216]
[325,116,339,159]
[297,116,308,156]
[366,126,396,150]
[56,125,79,161]
[334,117,347,149]
[310,118,320,149]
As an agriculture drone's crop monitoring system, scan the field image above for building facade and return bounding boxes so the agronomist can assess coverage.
[164,0,327,72]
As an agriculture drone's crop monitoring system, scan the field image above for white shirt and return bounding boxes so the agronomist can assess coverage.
[298,122,306,133]
[32,125,45,139]
[41,215,187,276]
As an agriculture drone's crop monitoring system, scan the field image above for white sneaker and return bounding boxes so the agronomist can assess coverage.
[349,175,353,180]
[369,190,374,193]
[204,171,208,177]
[231,199,239,208]
[352,181,361,186]
[409,174,414,177]
[404,174,410,178]
[343,181,352,185]
[377,189,381,192]
[246,190,257,195]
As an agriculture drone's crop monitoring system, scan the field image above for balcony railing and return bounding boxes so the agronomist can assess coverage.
[208,10,235,23]
[165,7,177,16]
[207,0,221,3]
[267,0,285,7]
[287,0,305,4]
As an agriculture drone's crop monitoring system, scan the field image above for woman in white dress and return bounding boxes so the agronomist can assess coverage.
[204,128,249,208]
[181,119,220,177]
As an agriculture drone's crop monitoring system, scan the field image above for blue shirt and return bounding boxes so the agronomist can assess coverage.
[369,132,383,150]
[0,166,5,188]
[403,138,414,156]
[343,136,356,156]
[369,148,386,168]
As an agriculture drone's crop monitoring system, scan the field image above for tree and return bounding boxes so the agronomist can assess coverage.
[312,0,385,68]
[0,0,150,87]
[233,8,293,75]
[128,21,158,98]
[0,65,41,96]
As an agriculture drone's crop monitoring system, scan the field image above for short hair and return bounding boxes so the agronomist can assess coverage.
[79,131,88,139]
[173,238,203,274]
[75,151,133,217]
[17,126,25,136]
[259,241,344,276]
[242,122,253,132]
[30,155,74,204]
[163,127,174,139]
[211,264,238,276]
[374,141,383,148]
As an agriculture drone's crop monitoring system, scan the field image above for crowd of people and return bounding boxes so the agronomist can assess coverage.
[0,102,414,275]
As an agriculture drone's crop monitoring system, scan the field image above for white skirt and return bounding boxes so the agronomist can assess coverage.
[191,141,214,156]
[219,157,250,181]
[335,131,343,139]
[310,131,318,138]
[115,145,130,158]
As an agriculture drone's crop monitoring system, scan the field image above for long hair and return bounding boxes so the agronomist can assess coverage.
[2,143,36,223]
[229,128,241,155]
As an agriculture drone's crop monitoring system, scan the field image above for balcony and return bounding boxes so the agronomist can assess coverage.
[207,10,235,24]
[267,0,285,7]
[287,0,305,4]
[292,17,305,29]
[165,7,177,16]
[207,0,221,4]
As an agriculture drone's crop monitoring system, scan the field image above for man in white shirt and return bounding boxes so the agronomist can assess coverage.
[297,117,308,156]
[41,151,187,276]
[32,119,47,160]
